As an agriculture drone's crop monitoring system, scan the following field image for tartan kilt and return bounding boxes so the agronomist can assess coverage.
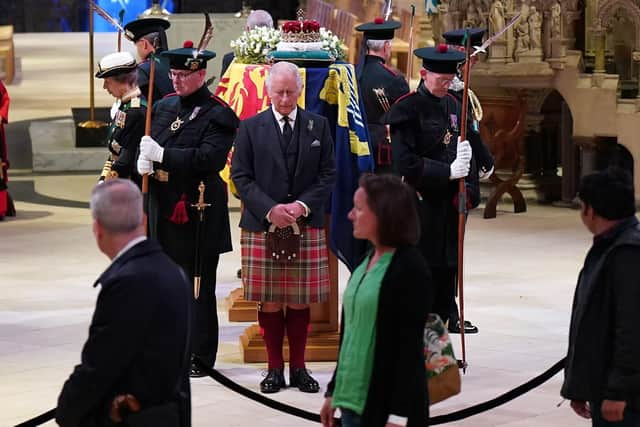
[241,226,330,304]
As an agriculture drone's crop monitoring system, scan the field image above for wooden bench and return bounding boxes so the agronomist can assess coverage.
[0,25,15,84]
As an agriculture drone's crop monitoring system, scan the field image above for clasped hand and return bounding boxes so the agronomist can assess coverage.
[269,203,304,228]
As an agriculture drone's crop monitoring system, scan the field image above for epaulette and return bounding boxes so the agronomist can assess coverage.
[210,94,231,108]
[380,62,398,77]
[393,90,418,105]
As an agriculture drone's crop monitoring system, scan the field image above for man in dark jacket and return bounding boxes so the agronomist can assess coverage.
[56,179,191,427]
[354,19,410,174]
[124,17,174,103]
[561,168,640,426]
[137,41,239,377]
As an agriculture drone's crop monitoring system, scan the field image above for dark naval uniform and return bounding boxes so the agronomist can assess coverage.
[138,55,174,104]
[386,82,480,323]
[106,93,147,185]
[148,85,239,367]
[359,55,409,173]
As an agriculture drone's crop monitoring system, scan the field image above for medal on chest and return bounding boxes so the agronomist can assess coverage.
[443,129,452,145]
[170,116,184,132]
[114,110,127,128]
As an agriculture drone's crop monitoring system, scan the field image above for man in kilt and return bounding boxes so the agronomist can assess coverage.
[231,61,336,394]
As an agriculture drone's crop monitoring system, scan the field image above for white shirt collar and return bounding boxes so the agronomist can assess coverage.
[271,105,298,125]
[112,235,147,263]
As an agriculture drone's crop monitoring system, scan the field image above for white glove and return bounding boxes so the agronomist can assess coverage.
[478,165,495,180]
[449,139,472,180]
[137,156,154,175]
[140,135,164,162]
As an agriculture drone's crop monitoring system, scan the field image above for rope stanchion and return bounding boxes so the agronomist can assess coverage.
[429,357,565,424]
[14,408,55,427]
[194,356,566,425]
[15,357,566,426]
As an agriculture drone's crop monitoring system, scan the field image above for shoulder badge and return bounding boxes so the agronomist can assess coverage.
[380,62,399,77]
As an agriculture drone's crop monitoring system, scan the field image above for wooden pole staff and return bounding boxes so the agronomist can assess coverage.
[457,29,472,373]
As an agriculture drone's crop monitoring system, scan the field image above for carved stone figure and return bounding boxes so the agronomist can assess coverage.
[550,1,562,39]
[489,0,505,34]
[463,2,483,27]
[515,16,530,53]
[528,6,542,49]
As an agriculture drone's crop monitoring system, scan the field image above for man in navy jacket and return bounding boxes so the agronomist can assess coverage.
[56,179,191,427]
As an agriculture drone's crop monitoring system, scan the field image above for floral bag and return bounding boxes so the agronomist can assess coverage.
[424,313,461,404]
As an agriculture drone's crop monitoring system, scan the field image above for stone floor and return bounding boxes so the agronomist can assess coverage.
[1,33,595,426]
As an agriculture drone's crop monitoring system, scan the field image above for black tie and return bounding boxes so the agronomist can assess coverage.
[282,116,293,145]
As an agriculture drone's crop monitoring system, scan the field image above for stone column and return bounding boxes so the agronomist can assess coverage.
[593,26,606,73]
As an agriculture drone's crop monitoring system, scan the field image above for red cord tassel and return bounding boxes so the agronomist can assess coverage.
[169,194,189,224]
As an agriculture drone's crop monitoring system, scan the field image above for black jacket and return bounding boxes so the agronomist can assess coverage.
[385,84,480,267]
[231,107,336,231]
[149,85,239,265]
[358,55,409,173]
[561,217,640,410]
[327,246,433,426]
[56,240,191,427]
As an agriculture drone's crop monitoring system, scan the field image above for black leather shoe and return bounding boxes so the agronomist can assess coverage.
[289,368,320,393]
[260,368,286,393]
[190,363,207,378]
[448,320,479,334]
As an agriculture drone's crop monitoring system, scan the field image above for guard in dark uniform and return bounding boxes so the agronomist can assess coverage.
[385,45,478,334]
[95,51,146,185]
[137,40,240,377]
[440,28,495,334]
[443,28,494,180]
[124,17,174,103]
[355,19,410,173]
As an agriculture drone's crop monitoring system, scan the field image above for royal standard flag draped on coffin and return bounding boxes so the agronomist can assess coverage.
[215,62,373,271]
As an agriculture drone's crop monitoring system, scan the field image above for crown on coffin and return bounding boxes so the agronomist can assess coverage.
[280,10,322,43]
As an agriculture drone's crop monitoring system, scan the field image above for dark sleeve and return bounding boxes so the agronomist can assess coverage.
[56,276,153,427]
[604,246,640,400]
[296,116,337,212]
[388,75,410,104]
[231,120,278,220]
[391,121,451,191]
[468,122,494,174]
[161,107,237,174]
[220,52,234,77]
[137,65,150,100]
[388,251,432,416]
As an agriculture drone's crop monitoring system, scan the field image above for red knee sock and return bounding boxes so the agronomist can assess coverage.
[258,310,285,370]
[286,307,310,370]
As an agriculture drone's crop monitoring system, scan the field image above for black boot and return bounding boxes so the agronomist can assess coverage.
[260,368,286,393]
[289,368,320,393]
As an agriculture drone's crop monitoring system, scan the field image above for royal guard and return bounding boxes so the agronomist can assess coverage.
[123,17,174,104]
[355,18,410,174]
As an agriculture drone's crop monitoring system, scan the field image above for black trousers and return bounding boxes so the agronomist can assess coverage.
[158,219,220,367]
[431,266,457,325]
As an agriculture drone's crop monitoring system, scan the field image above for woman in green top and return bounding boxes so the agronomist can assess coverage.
[321,174,433,427]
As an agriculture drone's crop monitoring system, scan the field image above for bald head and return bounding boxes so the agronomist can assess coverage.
[246,10,273,30]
